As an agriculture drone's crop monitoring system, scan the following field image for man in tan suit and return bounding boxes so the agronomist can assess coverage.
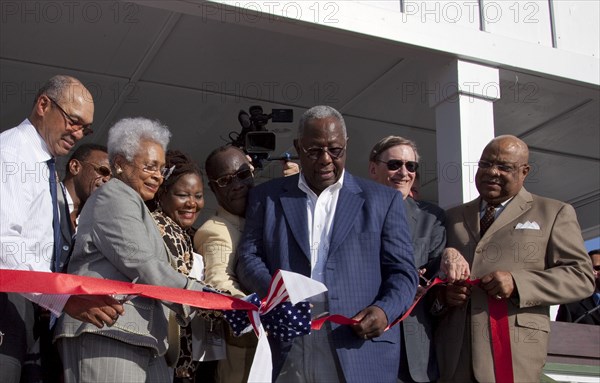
[194,146,256,383]
[435,135,594,382]
[194,146,299,382]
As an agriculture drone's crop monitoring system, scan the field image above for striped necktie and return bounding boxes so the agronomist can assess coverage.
[480,203,497,237]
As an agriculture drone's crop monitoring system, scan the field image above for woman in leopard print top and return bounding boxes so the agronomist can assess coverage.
[149,150,220,383]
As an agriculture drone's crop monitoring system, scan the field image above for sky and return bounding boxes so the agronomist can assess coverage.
[585,237,600,252]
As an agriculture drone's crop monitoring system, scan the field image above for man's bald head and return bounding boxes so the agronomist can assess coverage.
[475,135,531,204]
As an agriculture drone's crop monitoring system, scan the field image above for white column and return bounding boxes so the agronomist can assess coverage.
[429,60,500,209]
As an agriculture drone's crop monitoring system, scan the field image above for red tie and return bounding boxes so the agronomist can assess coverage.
[480,204,497,236]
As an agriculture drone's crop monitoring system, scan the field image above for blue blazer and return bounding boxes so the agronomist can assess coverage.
[236,172,418,383]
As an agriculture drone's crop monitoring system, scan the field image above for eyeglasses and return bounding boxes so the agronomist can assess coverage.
[478,160,525,173]
[81,161,111,178]
[210,168,254,188]
[376,159,419,173]
[299,145,346,160]
[136,163,172,178]
[47,96,93,136]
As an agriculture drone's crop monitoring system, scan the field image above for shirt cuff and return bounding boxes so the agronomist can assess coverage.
[22,293,70,316]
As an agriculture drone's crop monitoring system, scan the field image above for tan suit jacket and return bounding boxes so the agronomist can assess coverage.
[194,206,246,297]
[194,206,255,383]
[436,187,594,382]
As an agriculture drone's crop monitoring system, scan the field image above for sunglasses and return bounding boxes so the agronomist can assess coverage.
[211,168,254,188]
[81,161,111,177]
[376,159,419,173]
[593,265,600,272]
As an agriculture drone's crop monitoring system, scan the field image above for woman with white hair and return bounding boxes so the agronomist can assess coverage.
[54,117,218,383]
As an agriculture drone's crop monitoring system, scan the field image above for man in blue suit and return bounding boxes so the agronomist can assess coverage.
[236,105,418,383]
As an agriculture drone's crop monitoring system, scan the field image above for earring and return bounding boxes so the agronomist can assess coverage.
[116,168,123,174]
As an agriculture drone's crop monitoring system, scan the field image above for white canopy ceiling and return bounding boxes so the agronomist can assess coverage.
[1,1,598,238]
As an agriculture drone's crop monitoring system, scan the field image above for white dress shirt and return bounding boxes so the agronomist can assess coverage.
[0,119,69,314]
[298,170,345,290]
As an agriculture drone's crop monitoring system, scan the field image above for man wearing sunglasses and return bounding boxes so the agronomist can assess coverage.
[435,135,594,382]
[0,75,124,383]
[556,249,600,325]
[195,145,300,382]
[237,106,418,383]
[194,145,256,382]
[63,143,111,228]
[369,135,455,383]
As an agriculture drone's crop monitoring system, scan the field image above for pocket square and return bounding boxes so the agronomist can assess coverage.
[515,221,540,230]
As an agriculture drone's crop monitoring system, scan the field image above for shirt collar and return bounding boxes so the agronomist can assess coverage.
[21,119,53,163]
[298,169,345,199]
[480,196,513,213]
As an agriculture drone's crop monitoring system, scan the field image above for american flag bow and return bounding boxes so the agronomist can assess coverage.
[222,270,328,382]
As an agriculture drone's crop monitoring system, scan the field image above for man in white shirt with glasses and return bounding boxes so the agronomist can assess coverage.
[0,75,123,382]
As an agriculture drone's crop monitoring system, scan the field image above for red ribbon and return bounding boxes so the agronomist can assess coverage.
[488,295,514,383]
[312,277,455,330]
[312,277,514,383]
[1,269,514,383]
[0,269,256,311]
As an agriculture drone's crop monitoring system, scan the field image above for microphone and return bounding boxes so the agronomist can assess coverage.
[238,110,252,129]
[266,152,299,161]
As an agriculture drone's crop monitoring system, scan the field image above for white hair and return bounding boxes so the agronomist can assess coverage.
[298,105,347,139]
[107,117,171,163]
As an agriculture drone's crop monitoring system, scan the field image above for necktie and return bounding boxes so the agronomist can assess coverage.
[480,203,497,237]
[47,158,62,272]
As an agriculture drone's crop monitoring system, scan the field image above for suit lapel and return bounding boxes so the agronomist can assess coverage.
[280,177,311,259]
[58,185,73,241]
[405,198,418,240]
[463,198,481,243]
[57,183,74,271]
[329,174,363,256]
[484,188,532,239]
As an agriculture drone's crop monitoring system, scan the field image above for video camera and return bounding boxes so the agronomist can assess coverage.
[230,105,294,168]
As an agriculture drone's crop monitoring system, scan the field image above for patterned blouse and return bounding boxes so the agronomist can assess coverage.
[152,209,199,379]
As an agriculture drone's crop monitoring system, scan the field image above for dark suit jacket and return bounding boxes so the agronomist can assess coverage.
[401,198,445,382]
[556,295,600,325]
[436,188,594,382]
[56,183,74,272]
[236,172,418,383]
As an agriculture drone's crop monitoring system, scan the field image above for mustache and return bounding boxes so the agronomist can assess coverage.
[481,177,502,184]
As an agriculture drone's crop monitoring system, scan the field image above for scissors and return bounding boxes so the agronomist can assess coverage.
[115,276,139,303]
